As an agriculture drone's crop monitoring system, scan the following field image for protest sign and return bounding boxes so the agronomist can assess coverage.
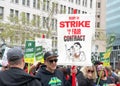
[35,46,44,63]
[57,14,95,66]
[100,34,116,67]
[35,38,52,52]
[24,40,35,64]
[1,47,10,66]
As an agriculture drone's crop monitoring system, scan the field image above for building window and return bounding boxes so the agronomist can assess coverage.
[76,0,77,4]
[68,7,70,14]
[52,2,55,13]
[26,13,30,24]
[84,11,87,14]
[37,0,40,9]
[37,16,40,27]
[10,0,14,3]
[85,0,87,7]
[90,0,92,8]
[60,5,63,14]
[97,15,100,18]
[78,10,80,14]
[15,10,19,22]
[15,0,19,4]
[71,0,73,3]
[71,8,73,14]
[82,11,84,14]
[97,22,100,28]
[46,17,49,28]
[32,14,36,26]
[43,0,46,10]
[0,7,4,20]
[27,0,30,6]
[78,0,81,5]
[22,0,25,5]
[47,0,50,11]
[10,9,14,17]
[113,46,118,50]
[95,32,100,39]
[82,0,85,6]
[52,19,54,30]
[64,6,66,14]
[15,10,18,17]
[55,19,57,30]
[55,3,58,14]
[98,2,101,8]
[43,17,46,28]
[33,0,36,8]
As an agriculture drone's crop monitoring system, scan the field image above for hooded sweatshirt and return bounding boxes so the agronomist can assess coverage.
[0,67,42,86]
[35,65,71,86]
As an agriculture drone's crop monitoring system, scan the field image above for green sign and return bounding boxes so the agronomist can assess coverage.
[100,52,110,66]
[35,46,44,63]
[24,40,35,63]
[99,34,116,67]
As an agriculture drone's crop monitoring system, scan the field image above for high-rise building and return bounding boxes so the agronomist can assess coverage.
[92,0,106,60]
[0,0,96,51]
[106,0,120,69]
[106,0,120,34]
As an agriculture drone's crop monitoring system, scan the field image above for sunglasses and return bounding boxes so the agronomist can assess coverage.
[87,70,94,73]
[48,59,58,63]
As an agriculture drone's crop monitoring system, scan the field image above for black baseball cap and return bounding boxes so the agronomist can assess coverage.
[44,51,58,60]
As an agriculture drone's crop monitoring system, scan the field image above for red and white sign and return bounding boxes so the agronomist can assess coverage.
[57,14,95,66]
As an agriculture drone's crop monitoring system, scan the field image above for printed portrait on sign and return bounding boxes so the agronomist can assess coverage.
[65,42,86,62]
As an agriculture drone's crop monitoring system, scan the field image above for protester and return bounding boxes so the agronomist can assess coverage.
[0,47,42,86]
[76,65,97,86]
[96,65,116,86]
[1,65,9,71]
[35,51,71,86]
[105,66,119,84]
[29,61,43,75]
[94,60,103,70]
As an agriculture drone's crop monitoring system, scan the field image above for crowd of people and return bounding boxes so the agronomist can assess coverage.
[0,47,120,86]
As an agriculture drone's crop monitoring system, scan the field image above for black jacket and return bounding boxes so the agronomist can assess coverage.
[0,67,42,86]
[76,71,94,86]
[35,65,71,86]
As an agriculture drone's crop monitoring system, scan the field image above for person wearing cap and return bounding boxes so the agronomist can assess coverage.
[35,51,71,86]
[0,47,42,86]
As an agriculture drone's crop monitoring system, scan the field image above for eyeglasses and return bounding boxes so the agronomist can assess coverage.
[87,70,94,73]
[48,59,58,63]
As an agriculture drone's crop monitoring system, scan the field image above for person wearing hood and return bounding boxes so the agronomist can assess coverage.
[35,51,71,86]
[0,47,42,86]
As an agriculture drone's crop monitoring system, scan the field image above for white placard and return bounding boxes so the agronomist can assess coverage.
[57,14,95,66]
[35,38,52,52]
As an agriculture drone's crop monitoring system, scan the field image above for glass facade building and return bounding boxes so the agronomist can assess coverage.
[106,0,120,69]
[106,0,120,34]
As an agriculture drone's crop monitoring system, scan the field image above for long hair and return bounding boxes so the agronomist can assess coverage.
[80,66,97,81]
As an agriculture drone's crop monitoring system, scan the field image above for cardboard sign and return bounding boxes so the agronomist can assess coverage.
[57,14,95,66]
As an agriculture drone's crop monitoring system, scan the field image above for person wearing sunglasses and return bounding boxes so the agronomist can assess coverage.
[35,51,71,86]
[76,66,97,86]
